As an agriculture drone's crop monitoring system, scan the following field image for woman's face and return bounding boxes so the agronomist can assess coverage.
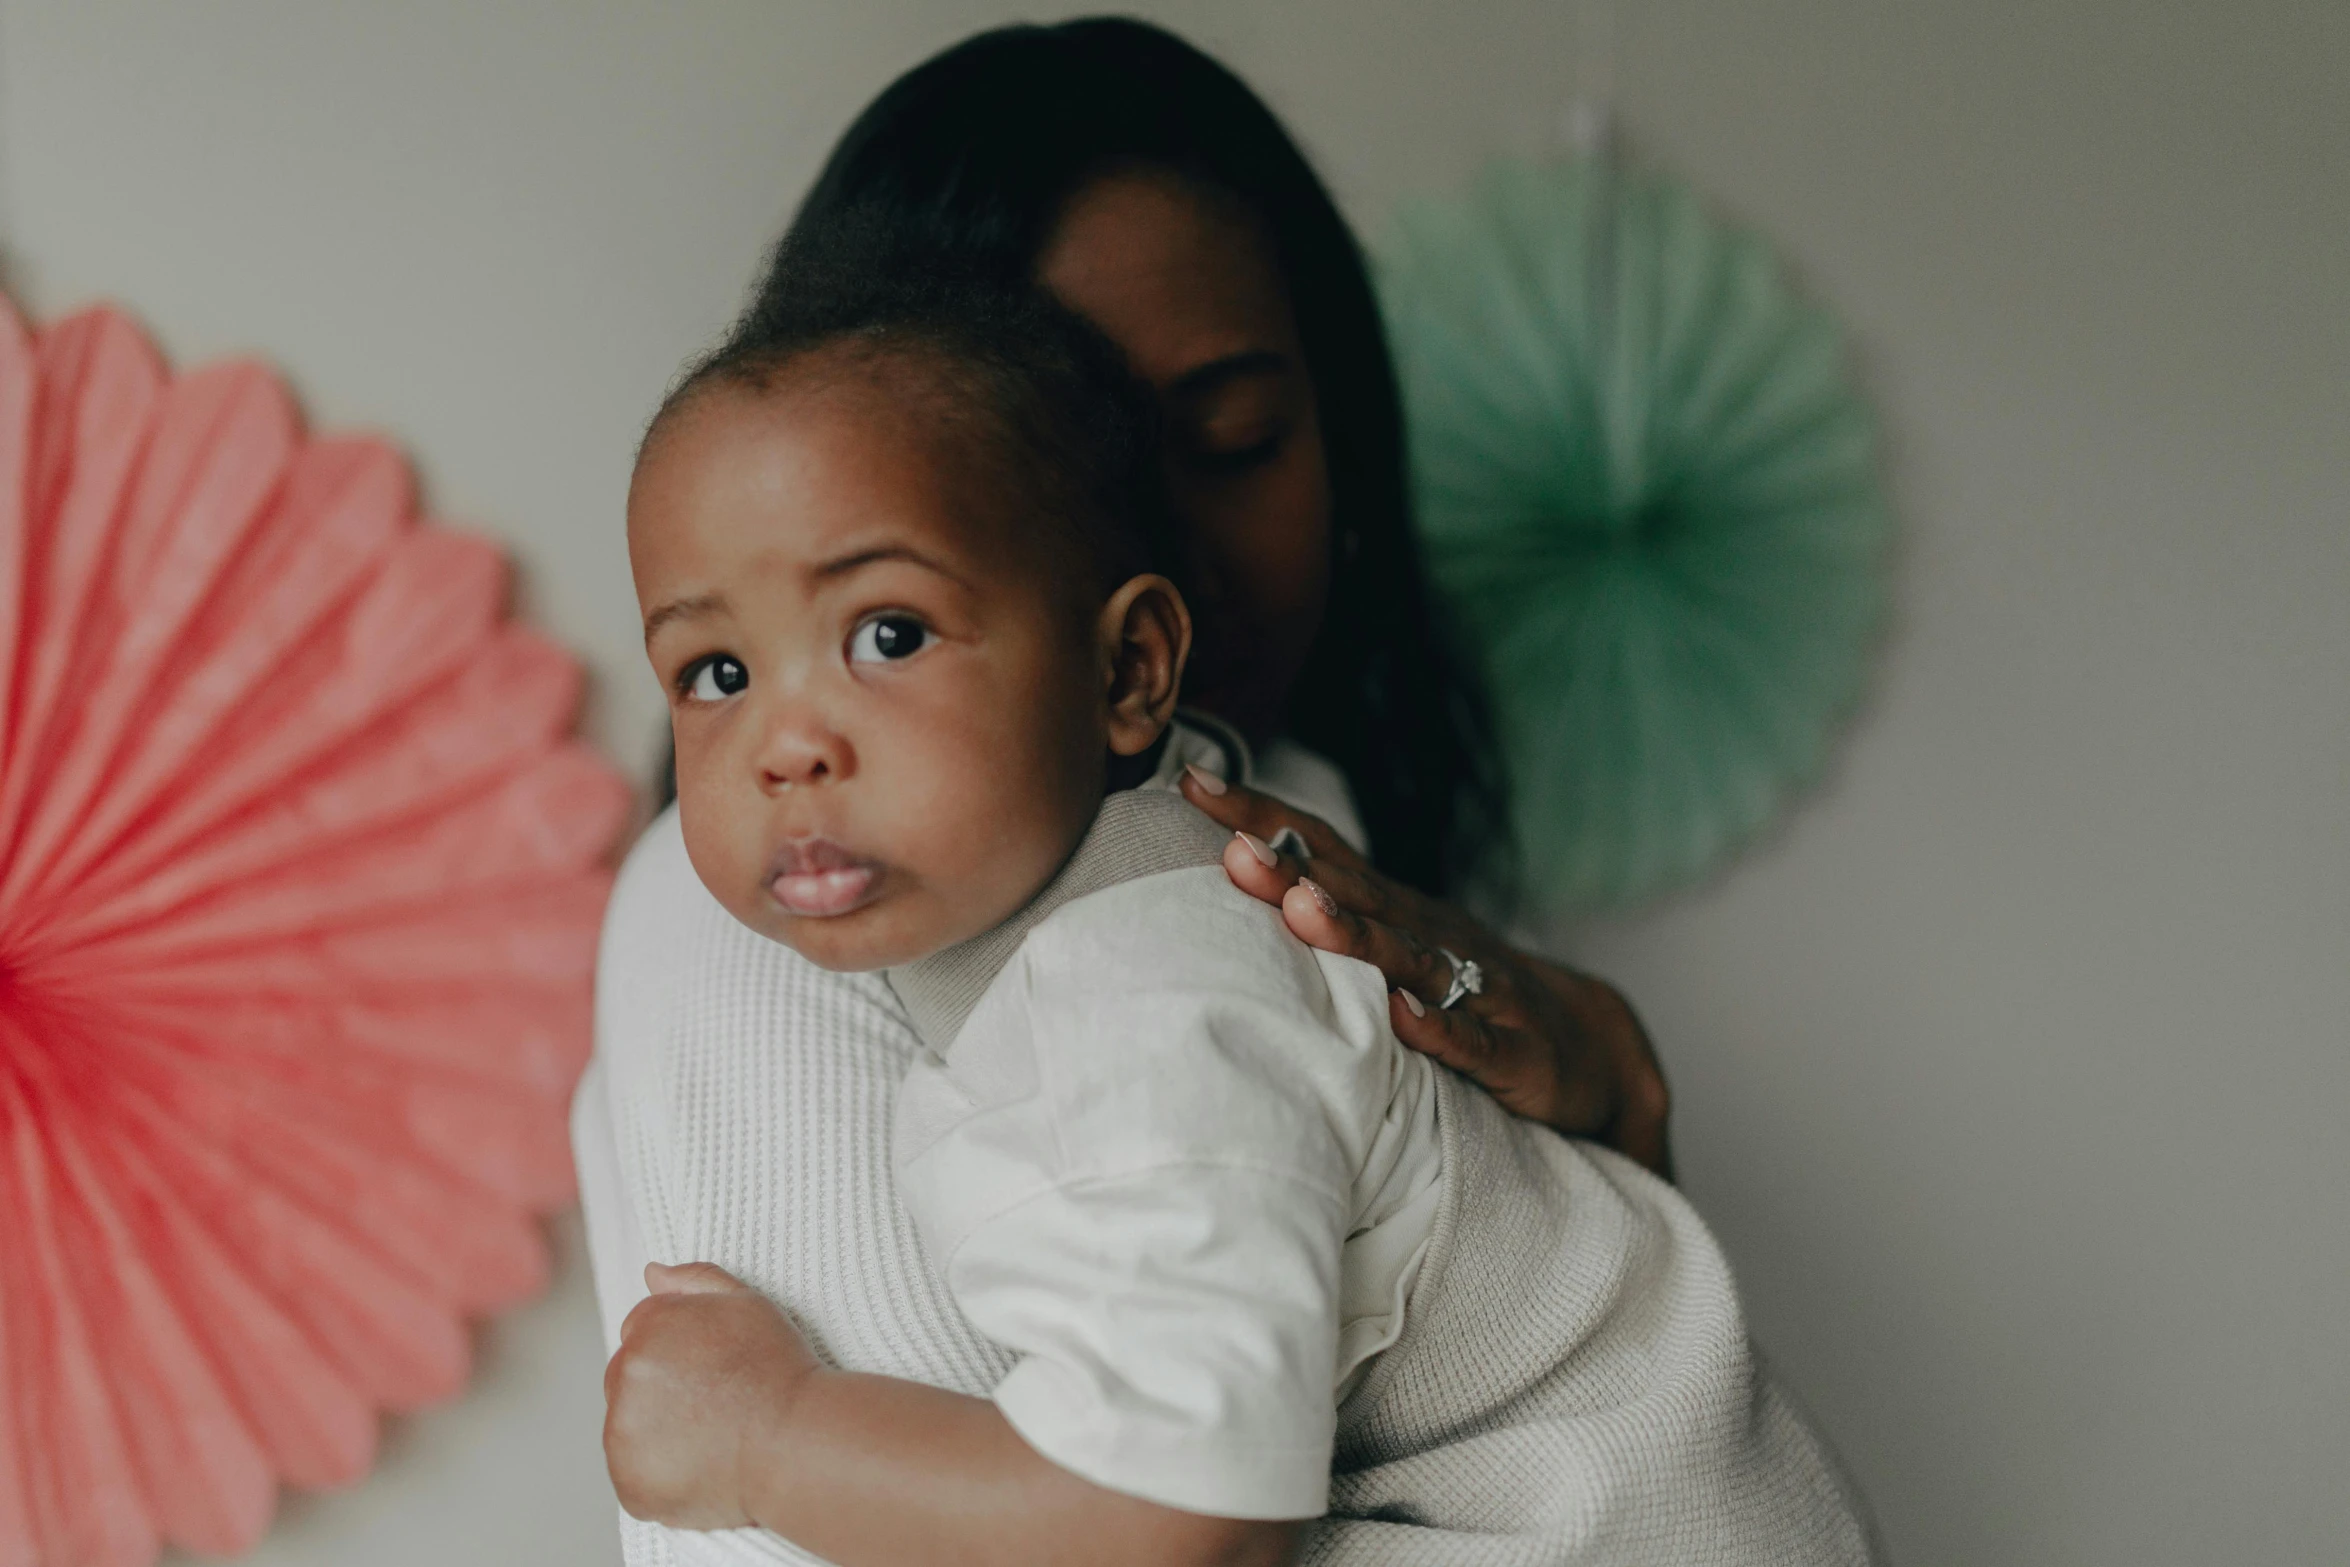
[1039,171,1332,744]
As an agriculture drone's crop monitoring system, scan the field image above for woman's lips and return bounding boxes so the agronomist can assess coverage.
[767,838,883,918]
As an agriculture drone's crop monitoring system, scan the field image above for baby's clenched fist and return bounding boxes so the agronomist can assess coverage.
[603,1261,819,1529]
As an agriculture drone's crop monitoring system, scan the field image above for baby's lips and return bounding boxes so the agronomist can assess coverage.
[771,863,878,917]
[766,837,884,918]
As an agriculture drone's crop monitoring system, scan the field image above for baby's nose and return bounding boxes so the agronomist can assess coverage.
[757,714,852,791]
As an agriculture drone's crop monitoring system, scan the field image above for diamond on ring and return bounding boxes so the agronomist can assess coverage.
[1437,947,1484,1010]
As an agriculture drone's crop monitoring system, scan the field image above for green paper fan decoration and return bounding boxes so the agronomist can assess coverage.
[1379,156,1892,912]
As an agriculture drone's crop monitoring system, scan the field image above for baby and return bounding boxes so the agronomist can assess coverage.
[605,228,1877,1567]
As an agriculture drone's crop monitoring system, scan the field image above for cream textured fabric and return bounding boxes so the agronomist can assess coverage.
[574,734,1879,1566]
[577,807,1009,1567]
[1311,1068,1880,1563]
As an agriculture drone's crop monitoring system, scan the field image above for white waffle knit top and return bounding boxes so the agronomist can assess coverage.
[573,733,1883,1567]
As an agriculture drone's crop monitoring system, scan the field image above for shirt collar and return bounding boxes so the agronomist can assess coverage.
[884,719,1239,1052]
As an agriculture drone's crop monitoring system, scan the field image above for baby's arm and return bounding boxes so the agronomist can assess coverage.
[604,1262,1299,1567]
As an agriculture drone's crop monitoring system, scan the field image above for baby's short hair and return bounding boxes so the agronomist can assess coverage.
[658,212,1174,594]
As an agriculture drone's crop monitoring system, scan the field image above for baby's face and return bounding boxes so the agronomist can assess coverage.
[628,360,1115,971]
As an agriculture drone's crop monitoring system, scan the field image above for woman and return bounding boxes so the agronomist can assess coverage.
[576,18,1720,1565]
[773,14,1665,1164]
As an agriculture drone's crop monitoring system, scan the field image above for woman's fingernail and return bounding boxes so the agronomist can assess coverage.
[1299,877,1339,918]
[1237,830,1278,868]
[1184,762,1228,796]
[1397,988,1426,1019]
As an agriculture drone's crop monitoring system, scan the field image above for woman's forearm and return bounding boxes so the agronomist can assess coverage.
[743,1368,1299,1567]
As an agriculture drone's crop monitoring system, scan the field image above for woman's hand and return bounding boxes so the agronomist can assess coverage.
[1181,768,1674,1178]
[604,1262,818,1529]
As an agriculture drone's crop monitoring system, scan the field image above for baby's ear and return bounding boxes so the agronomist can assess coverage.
[1099,574,1191,757]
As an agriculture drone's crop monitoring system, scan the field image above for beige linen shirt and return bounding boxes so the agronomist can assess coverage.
[888,733,1441,1519]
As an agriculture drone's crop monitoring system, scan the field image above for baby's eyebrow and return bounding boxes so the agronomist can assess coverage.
[811,543,970,589]
[643,591,726,643]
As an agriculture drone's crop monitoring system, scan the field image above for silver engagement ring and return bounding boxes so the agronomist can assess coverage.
[1436,947,1484,1010]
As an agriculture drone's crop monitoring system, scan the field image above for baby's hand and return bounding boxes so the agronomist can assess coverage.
[603,1261,819,1530]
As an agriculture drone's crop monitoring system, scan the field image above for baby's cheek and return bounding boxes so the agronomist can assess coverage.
[676,774,773,930]
[903,769,1076,910]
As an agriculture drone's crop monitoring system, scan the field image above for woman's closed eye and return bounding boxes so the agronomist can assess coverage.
[1166,360,1300,476]
[1174,397,1292,476]
[848,613,933,664]
[1184,422,1288,476]
[681,654,749,702]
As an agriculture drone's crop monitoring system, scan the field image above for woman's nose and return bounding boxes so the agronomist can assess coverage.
[755,708,853,792]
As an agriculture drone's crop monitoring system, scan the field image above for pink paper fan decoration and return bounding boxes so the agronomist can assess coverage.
[0,298,632,1566]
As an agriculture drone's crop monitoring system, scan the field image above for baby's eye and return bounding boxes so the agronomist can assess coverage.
[848,614,932,664]
[684,655,748,701]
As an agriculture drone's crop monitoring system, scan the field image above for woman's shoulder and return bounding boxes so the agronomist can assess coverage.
[595,808,702,1024]
[603,807,699,944]
[1252,738,1369,854]
[1172,710,1367,854]
[594,806,906,1047]
[597,807,731,1005]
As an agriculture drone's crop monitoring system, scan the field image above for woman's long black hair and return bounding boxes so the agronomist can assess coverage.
[705,16,1503,895]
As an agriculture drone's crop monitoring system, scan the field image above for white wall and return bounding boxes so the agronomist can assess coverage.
[3,3,2343,1564]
